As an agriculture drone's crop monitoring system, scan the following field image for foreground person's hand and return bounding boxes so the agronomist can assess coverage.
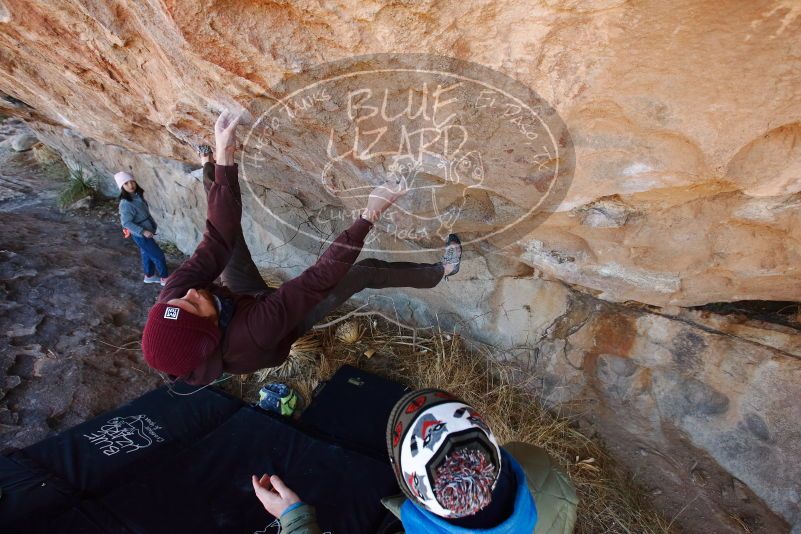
[251,474,301,518]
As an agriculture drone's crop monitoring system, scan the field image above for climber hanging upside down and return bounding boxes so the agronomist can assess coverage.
[141,110,462,385]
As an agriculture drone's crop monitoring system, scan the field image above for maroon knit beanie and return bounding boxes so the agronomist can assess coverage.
[141,302,222,377]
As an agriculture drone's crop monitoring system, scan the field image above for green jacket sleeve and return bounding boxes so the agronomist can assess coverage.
[279,503,322,534]
[504,442,578,534]
[379,495,406,534]
[381,494,405,519]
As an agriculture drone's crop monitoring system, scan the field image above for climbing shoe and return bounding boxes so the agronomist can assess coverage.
[441,233,462,281]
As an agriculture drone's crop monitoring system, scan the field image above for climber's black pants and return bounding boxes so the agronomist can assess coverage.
[202,162,445,334]
[293,258,444,334]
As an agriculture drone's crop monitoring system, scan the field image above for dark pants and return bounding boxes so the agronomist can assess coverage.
[202,163,445,336]
[293,257,444,335]
[131,234,169,277]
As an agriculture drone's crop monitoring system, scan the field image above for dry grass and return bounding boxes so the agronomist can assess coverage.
[157,240,187,259]
[222,308,672,534]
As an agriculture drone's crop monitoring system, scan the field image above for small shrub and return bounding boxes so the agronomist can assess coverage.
[57,168,97,208]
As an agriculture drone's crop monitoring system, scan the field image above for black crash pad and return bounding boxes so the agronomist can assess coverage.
[99,407,398,533]
[1,369,405,533]
[19,383,242,495]
[299,364,410,459]
[0,454,76,525]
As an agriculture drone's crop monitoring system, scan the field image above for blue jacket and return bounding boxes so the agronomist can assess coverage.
[399,448,538,533]
[119,193,157,237]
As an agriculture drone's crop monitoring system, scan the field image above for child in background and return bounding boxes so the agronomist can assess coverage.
[115,171,169,286]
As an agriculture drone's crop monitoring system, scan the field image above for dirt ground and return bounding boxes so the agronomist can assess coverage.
[0,119,176,453]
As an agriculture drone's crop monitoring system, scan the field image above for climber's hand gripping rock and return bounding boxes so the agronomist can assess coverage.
[214,109,241,166]
[361,180,409,223]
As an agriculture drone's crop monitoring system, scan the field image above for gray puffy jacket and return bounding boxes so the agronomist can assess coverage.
[119,194,157,237]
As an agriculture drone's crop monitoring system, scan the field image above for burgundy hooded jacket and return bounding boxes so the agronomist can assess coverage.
[158,163,373,385]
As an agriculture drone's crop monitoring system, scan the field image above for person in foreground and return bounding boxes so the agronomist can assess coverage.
[141,110,462,385]
[252,388,578,533]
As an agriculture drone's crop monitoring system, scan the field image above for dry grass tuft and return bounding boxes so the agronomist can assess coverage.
[157,240,186,259]
[223,308,672,534]
[335,321,365,344]
[251,331,323,403]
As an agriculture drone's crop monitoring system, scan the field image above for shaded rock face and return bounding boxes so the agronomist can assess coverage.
[1,1,800,532]
[536,300,801,532]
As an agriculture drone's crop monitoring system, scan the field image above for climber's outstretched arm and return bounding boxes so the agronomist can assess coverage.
[359,181,408,224]
[246,183,409,348]
[161,110,242,300]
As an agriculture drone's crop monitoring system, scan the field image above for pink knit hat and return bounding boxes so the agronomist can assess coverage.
[114,171,134,189]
